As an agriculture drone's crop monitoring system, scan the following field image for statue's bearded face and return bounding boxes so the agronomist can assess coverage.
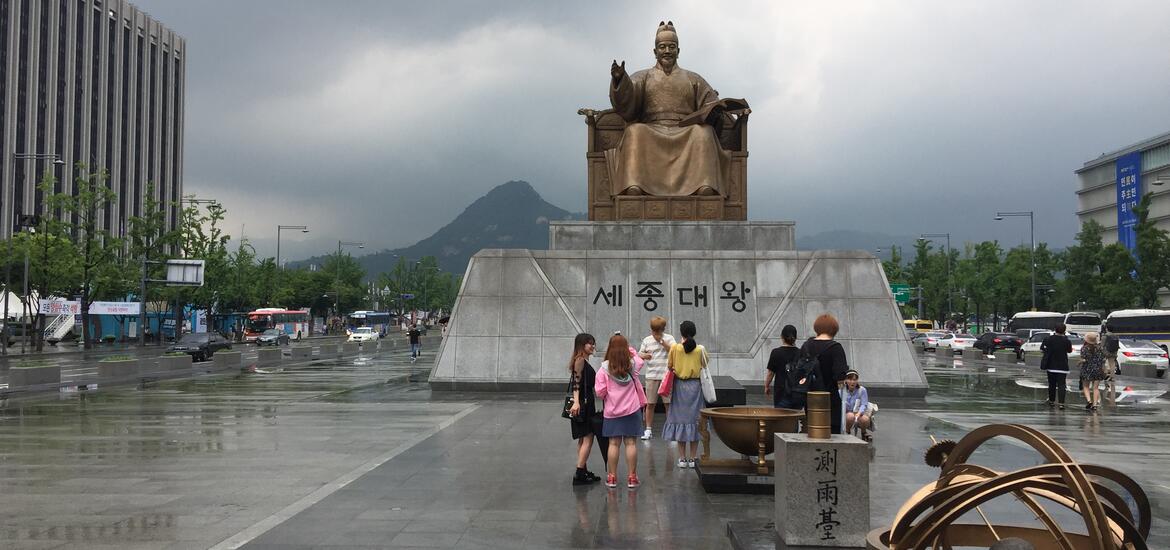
[654,40,679,69]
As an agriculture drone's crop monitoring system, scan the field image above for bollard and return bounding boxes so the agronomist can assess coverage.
[341,342,359,355]
[214,351,242,368]
[290,346,312,359]
[10,364,61,387]
[158,354,193,371]
[98,358,142,379]
[317,344,338,357]
[962,348,983,361]
[806,391,831,440]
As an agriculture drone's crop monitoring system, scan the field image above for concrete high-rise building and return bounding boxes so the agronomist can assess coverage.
[1,0,185,239]
[1076,131,1170,246]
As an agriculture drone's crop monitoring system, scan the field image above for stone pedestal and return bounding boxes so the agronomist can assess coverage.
[257,348,282,365]
[317,344,338,356]
[775,433,868,548]
[341,342,359,355]
[430,221,926,396]
[98,359,141,380]
[962,348,983,361]
[291,346,312,359]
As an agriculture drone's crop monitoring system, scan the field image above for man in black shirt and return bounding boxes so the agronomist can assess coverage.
[408,324,422,362]
[765,325,801,408]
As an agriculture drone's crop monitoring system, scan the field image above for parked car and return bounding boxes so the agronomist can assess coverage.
[912,331,948,351]
[1021,331,1054,355]
[937,333,976,354]
[256,328,290,347]
[168,332,232,362]
[1117,339,1169,376]
[347,327,380,343]
[974,332,1023,356]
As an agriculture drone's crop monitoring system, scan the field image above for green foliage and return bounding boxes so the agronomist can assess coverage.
[99,354,135,362]
[375,255,459,318]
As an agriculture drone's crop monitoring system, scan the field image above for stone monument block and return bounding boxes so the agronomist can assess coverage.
[775,433,868,548]
[431,223,926,396]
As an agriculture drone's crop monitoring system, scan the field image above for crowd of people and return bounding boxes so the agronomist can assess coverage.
[1039,323,1115,411]
[566,313,870,487]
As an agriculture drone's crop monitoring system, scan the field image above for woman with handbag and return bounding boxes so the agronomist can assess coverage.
[1078,332,1108,411]
[662,320,709,468]
[567,333,607,485]
[595,333,648,488]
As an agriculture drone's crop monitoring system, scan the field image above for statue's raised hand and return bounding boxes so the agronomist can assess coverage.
[611,60,626,83]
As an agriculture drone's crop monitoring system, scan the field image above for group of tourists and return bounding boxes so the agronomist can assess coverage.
[1039,323,1117,411]
[566,312,869,488]
[566,317,710,488]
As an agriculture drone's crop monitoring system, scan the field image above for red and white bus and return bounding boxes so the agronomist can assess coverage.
[244,308,311,342]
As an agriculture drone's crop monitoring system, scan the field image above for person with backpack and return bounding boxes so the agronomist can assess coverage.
[798,314,849,434]
[1040,323,1074,409]
[1103,327,1120,394]
[662,320,708,468]
[764,325,800,408]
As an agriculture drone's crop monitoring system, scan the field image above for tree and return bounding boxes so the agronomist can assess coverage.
[1132,193,1170,308]
[1096,243,1138,310]
[127,181,181,343]
[1057,221,1104,310]
[47,165,129,349]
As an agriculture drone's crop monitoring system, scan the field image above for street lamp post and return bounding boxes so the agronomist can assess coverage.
[995,211,1036,310]
[335,240,364,325]
[415,262,439,324]
[275,225,309,272]
[919,233,952,323]
[7,153,63,356]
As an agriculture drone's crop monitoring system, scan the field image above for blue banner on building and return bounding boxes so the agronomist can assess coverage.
[1116,151,1142,251]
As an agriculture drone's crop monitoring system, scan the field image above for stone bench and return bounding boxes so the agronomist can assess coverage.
[9,365,61,387]
[1120,362,1159,378]
[214,351,242,368]
[709,375,746,407]
[257,347,282,365]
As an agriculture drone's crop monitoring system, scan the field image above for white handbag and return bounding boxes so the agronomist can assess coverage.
[699,347,717,403]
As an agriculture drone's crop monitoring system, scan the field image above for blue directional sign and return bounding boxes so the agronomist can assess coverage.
[1116,151,1142,252]
[400,293,415,300]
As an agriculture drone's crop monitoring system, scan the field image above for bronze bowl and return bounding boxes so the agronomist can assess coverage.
[699,407,802,473]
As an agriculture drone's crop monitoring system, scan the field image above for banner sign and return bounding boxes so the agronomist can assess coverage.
[89,302,141,315]
[1116,151,1142,251]
[39,300,81,315]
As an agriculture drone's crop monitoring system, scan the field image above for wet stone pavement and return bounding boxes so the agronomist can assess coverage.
[0,340,1168,549]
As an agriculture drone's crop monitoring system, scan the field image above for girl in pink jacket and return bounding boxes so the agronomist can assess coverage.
[595,334,647,489]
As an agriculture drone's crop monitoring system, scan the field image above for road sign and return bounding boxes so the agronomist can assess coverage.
[400,293,415,300]
[891,284,912,305]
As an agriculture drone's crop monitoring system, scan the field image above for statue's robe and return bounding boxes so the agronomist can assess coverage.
[607,64,730,197]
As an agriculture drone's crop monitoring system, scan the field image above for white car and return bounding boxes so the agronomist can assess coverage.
[347,327,379,343]
[1021,333,1083,360]
[937,333,976,354]
[1118,339,1169,375]
[914,331,948,351]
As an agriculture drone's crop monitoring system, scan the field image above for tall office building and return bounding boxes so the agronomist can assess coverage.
[1,0,185,239]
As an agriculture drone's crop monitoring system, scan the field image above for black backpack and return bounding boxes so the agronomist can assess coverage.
[786,341,840,396]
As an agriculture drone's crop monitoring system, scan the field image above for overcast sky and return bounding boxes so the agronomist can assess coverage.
[135,0,1170,262]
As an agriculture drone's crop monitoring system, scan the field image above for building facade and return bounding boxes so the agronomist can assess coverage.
[1,0,184,239]
[1076,131,1170,247]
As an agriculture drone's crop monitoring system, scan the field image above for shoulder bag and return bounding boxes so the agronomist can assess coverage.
[561,375,583,422]
[699,346,717,403]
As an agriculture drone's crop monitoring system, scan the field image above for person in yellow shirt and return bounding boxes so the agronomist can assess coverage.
[661,320,708,468]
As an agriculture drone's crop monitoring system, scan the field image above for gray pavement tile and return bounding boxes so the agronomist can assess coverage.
[401,519,471,533]
[389,531,463,547]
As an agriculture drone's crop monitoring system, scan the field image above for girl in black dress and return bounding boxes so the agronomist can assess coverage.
[568,333,607,484]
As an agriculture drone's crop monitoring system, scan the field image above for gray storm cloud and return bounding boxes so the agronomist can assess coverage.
[136,0,1170,261]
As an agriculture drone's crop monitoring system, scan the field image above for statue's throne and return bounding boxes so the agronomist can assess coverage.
[579,108,749,221]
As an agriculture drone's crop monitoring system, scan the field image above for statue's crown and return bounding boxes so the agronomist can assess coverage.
[655,21,677,44]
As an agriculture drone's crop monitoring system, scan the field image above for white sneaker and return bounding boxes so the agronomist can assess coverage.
[641,428,652,440]
[677,458,687,468]
[687,459,696,469]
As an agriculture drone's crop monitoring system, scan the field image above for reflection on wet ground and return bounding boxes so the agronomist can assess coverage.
[0,342,1167,548]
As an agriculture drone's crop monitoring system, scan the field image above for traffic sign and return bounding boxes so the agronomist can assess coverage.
[891,284,912,305]
[400,293,415,300]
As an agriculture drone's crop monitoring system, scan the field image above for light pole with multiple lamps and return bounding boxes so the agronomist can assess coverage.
[335,240,364,324]
[919,233,952,323]
[995,211,1036,310]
